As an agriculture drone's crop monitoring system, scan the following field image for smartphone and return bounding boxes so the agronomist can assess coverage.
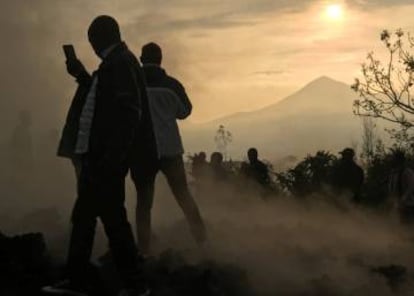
[63,44,77,60]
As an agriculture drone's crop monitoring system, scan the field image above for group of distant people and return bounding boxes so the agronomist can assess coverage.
[191,151,229,182]
[191,148,272,199]
[43,15,206,296]
[191,145,414,225]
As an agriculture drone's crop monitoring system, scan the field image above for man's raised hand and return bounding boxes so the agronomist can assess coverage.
[66,58,87,78]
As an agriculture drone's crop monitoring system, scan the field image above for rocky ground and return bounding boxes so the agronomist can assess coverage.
[2,230,414,296]
[0,232,252,296]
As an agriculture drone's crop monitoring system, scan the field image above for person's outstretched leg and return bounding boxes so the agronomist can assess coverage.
[99,170,148,293]
[162,156,207,244]
[131,166,157,255]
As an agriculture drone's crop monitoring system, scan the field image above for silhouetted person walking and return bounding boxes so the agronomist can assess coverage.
[44,16,149,296]
[130,42,206,254]
[332,148,364,203]
[10,110,34,171]
[389,150,414,224]
[242,148,270,188]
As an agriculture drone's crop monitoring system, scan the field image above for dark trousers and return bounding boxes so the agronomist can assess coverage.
[130,155,206,253]
[66,158,143,288]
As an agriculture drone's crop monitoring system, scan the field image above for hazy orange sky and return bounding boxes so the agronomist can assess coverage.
[2,0,414,125]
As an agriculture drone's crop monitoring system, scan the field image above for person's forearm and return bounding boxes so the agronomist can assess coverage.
[175,83,192,119]
[177,97,192,119]
[75,69,92,85]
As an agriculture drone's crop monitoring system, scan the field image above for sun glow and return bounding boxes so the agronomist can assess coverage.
[325,4,343,21]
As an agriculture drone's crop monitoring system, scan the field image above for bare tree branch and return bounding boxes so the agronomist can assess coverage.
[353,29,414,129]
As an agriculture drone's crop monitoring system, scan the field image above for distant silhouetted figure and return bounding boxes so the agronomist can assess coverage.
[242,148,270,188]
[10,110,34,170]
[332,148,364,202]
[192,152,209,180]
[45,16,149,296]
[389,150,414,224]
[210,152,228,181]
[130,42,206,254]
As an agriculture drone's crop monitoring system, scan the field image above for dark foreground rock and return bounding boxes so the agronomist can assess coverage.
[0,232,253,296]
[0,232,52,296]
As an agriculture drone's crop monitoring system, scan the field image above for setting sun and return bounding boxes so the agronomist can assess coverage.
[326,4,343,21]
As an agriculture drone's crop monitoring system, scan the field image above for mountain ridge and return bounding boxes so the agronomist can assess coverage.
[181,75,364,160]
[198,76,355,127]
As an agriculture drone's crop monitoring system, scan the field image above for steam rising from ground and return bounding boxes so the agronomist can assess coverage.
[2,162,414,295]
[141,178,414,295]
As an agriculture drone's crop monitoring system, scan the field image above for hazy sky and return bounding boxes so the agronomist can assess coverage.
[2,0,414,125]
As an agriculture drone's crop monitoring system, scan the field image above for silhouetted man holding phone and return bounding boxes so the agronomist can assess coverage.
[44,16,149,296]
[130,43,207,254]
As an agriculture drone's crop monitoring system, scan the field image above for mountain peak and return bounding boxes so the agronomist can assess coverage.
[199,75,353,126]
[255,75,354,115]
[294,76,350,96]
[307,76,344,87]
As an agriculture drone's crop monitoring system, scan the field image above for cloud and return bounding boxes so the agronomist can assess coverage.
[1,0,414,130]
[162,13,257,30]
[347,0,414,7]
[129,11,257,34]
[124,0,315,33]
[123,0,414,35]
[252,70,286,76]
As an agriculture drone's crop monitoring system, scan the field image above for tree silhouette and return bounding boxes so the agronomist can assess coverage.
[387,126,414,152]
[214,125,233,160]
[352,29,414,128]
[360,118,380,166]
[276,151,336,197]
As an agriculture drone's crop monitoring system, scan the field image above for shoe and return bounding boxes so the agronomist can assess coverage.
[42,279,89,296]
[118,288,151,296]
